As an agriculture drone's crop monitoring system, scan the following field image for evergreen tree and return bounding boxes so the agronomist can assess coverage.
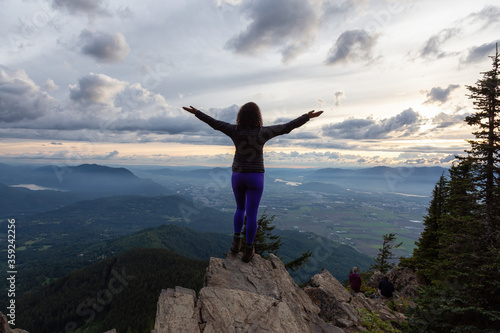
[436,159,482,282]
[242,211,312,272]
[370,233,402,274]
[400,175,446,282]
[244,212,283,257]
[464,44,500,227]
[407,46,500,332]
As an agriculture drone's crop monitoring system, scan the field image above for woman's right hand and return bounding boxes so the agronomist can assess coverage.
[182,106,198,114]
[307,110,324,119]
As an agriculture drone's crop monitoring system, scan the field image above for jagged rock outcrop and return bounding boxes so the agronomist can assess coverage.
[304,269,361,329]
[368,267,419,298]
[153,253,343,333]
[154,287,200,332]
[304,269,406,330]
[367,270,385,289]
[153,254,413,333]
[387,267,419,298]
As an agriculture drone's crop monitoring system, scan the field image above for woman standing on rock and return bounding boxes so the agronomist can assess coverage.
[183,102,323,262]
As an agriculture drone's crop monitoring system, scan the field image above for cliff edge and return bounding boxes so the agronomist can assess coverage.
[153,252,411,333]
[153,252,342,332]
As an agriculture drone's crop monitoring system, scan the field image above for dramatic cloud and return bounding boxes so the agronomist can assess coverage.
[423,84,460,105]
[208,104,240,123]
[225,0,319,62]
[461,41,499,64]
[79,30,130,63]
[0,67,59,123]
[69,73,127,107]
[0,69,205,139]
[466,5,500,28]
[418,5,500,62]
[431,112,467,128]
[325,29,378,65]
[322,108,421,139]
[420,28,460,59]
[0,1,492,167]
[51,0,109,16]
[114,83,169,115]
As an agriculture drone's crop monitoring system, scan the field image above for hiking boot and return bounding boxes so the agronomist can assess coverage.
[230,235,241,254]
[242,243,254,263]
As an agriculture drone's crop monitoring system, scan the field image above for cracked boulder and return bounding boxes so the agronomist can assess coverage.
[153,253,343,333]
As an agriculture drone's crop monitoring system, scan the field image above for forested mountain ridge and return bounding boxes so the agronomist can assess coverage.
[1,195,232,308]
[16,247,208,333]
[3,218,372,313]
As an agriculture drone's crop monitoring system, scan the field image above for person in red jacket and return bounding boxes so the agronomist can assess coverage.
[349,267,363,294]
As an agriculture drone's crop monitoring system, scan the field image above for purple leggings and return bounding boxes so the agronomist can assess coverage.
[231,172,264,244]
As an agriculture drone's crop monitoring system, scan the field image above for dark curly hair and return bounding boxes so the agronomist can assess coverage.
[237,102,263,128]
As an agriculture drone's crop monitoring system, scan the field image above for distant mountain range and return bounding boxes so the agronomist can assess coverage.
[143,164,446,195]
[0,163,170,217]
[306,166,446,195]
[0,162,446,218]
[0,163,167,194]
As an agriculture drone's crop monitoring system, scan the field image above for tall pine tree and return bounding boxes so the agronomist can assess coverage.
[400,175,446,283]
[464,44,500,228]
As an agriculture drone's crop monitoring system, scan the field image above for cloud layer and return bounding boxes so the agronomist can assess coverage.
[0,68,59,123]
[79,30,130,63]
[322,109,422,140]
[423,84,460,105]
[225,0,319,62]
[326,30,378,65]
[1,0,497,167]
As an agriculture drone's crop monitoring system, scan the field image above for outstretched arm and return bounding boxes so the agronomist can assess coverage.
[182,105,234,136]
[262,110,324,140]
[307,110,324,119]
[182,106,198,114]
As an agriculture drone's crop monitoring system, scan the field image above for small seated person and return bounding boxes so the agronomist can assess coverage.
[349,267,363,294]
[378,276,395,298]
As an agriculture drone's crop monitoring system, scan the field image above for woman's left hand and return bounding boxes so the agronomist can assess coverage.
[182,106,198,114]
[307,110,324,118]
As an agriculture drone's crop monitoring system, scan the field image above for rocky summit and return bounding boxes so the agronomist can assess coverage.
[153,252,341,332]
[153,253,410,333]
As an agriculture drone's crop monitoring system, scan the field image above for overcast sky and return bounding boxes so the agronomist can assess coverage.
[1,0,499,168]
